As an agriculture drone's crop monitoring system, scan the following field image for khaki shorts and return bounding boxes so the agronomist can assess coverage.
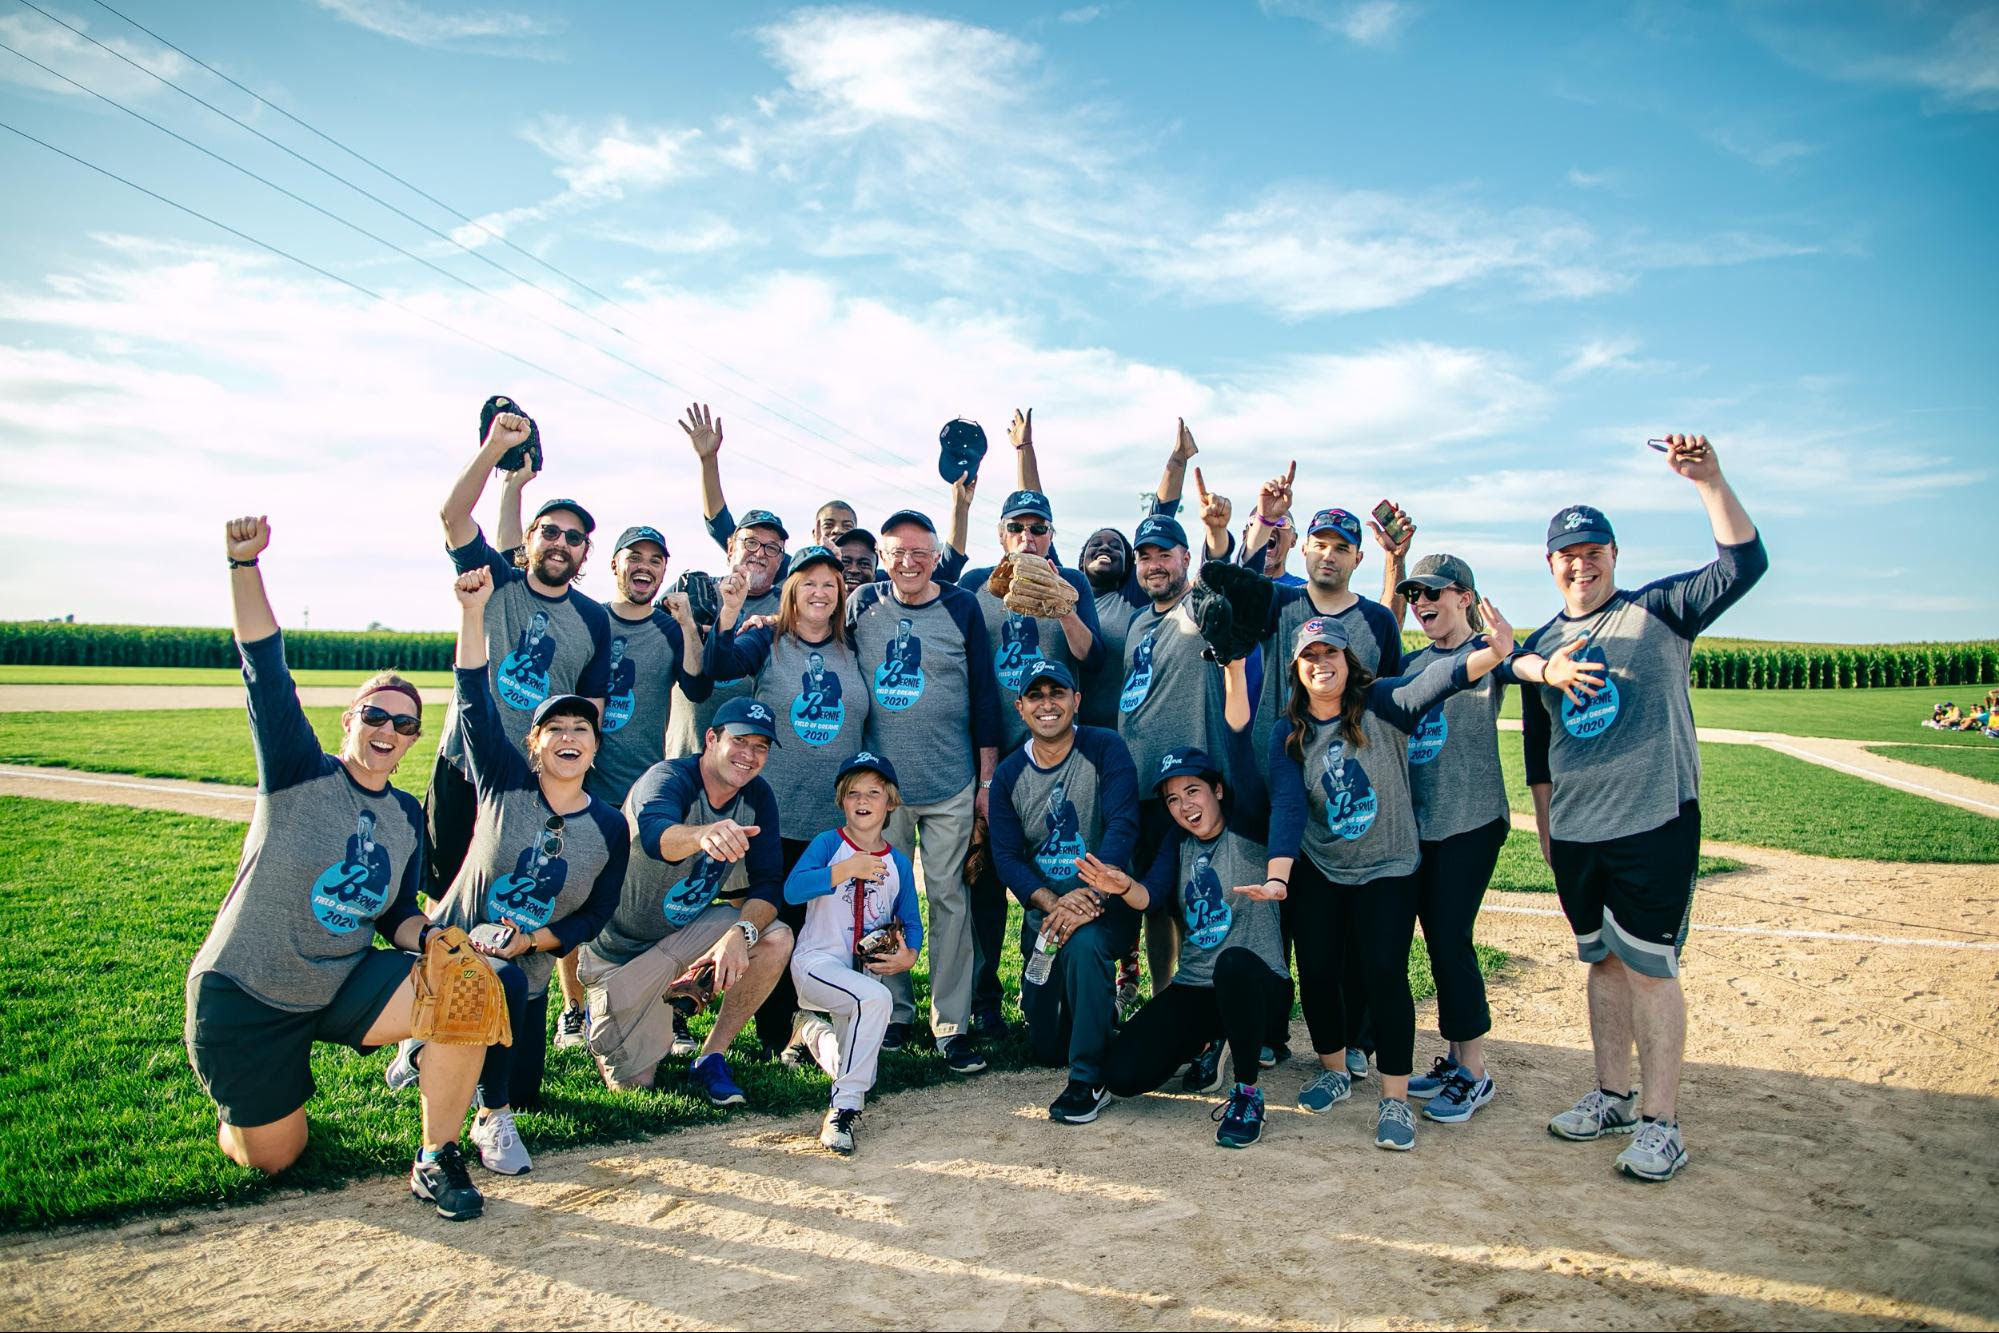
[577,904,741,1087]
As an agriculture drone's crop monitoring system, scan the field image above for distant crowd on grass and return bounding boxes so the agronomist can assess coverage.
[183,401,1764,1227]
[1925,689,1999,738]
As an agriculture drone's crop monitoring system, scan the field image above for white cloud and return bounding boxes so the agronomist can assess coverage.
[1566,167,1618,190]
[0,10,189,101]
[1711,126,1820,169]
[1558,335,1653,380]
[451,117,700,244]
[1761,8,1999,113]
[312,0,560,49]
[1058,6,1107,23]
[596,221,751,256]
[758,8,1039,130]
[1259,0,1416,46]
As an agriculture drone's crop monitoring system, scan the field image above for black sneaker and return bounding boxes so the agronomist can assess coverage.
[410,1142,483,1221]
[669,1000,697,1058]
[881,1021,909,1053]
[554,1004,587,1049]
[819,1106,861,1155]
[1049,1079,1110,1124]
[971,1007,1005,1039]
[1181,1041,1224,1094]
[941,1035,987,1074]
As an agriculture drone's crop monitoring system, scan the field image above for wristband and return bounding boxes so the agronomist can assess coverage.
[228,557,259,568]
[1254,514,1290,529]
[1265,877,1288,888]
[416,923,438,952]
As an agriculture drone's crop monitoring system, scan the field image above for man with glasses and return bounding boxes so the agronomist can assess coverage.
[431,409,611,893]
[846,510,1002,1070]
[579,697,794,1107]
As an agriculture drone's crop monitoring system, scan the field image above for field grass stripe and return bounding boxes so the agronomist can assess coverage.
[1756,740,1999,815]
[0,765,256,800]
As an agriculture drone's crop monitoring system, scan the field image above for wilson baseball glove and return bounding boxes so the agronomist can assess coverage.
[409,925,512,1047]
[988,552,1078,619]
[1190,560,1273,664]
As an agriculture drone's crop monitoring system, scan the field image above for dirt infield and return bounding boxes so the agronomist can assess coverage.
[4,843,1994,1330]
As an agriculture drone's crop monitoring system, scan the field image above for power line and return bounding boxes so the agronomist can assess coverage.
[0,24,932,506]
[44,0,925,475]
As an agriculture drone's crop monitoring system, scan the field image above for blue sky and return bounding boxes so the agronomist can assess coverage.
[2,0,1993,638]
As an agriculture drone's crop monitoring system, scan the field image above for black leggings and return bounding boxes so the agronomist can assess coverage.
[478,959,549,1111]
[1416,818,1508,1042]
[1287,857,1419,1078]
[1102,949,1292,1095]
[751,838,815,1054]
[423,755,477,898]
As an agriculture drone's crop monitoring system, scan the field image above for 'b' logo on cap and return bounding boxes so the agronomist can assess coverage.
[748,704,769,720]
[1564,510,1586,530]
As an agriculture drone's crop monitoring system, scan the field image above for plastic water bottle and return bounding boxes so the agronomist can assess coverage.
[1023,929,1059,986]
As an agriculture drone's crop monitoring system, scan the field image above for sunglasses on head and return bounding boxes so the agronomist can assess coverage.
[354,704,421,737]
[1006,521,1051,536]
[536,523,589,548]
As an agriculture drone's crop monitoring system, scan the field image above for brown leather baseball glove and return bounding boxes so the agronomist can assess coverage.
[409,925,512,1047]
[988,552,1077,619]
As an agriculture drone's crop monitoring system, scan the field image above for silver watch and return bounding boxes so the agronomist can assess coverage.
[734,919,761,948]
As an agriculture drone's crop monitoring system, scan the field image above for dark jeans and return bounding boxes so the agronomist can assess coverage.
[970,841,1007,1021]
[423,753,476,898]
[1287,856,1420,1078]
[1103,949,1292,1095]
[752,837,814,1055]
[478,959,549,1111]
[1416,818,1508,1042]
[1020,907,1137,1085]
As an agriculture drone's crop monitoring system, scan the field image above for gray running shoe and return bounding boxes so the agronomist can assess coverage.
[384,1039,422,1092]
[1297,1067,1353,1112]
[1616,1120,1690,1181]
[1423,1071,1497,1124]
[553,1005,588,1049]
[1548,1087,1640,1141]
[1345,1047,1370,1080]
[469,1108,532,1175]
[1374,1097,1417,1151]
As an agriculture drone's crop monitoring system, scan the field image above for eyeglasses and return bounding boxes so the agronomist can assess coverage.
[1005,521,1051,536]
[354,704,421,736]
[882,547,937,564]
[736,536,784,558]
[536,523,589,548]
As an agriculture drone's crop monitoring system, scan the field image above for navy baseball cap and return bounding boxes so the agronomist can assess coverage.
[531,497,596,534]
[835,527,877,551]
[529,693,600,735]
[613,525,668,555]
[938,417,988,485]
[837,749,900,788]
[1397,552,1477,597]
[1152,745,1222,793]
[1016,660,1077,696]
[880,509,938,535]
[1547,504,1615,552]
[787,544,843,577]
[1002,489,1053,520]
[711,696,781,744]
[1307,508,1362,546]
[1133,514,1188,552]
[737,509,789,541]
[1291,615,1351,659]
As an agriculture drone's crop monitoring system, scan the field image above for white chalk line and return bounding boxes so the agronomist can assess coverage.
[1481,904,1999,952]
[1755,740,1999,816]
[0,766,256,801]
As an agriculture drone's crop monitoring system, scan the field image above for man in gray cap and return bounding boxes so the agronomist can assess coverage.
[1526,434,1766,1183]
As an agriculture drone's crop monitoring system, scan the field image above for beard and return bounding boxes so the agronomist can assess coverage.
[531,551,579,586]
[1149,572,1189,606]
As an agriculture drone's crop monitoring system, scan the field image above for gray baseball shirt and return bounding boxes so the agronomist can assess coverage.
[1402,635,1522,843]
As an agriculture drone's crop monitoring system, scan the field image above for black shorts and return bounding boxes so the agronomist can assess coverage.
[184,949,411,1128]
[1549,800,1701,980]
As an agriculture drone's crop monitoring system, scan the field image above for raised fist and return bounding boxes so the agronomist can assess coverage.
[224,515,271,563]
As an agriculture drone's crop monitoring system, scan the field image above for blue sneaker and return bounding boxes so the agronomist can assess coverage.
[1213,1083,1266,1148]
[1423,1071,1496,1123]
[1375,1097,1417,1151]
[1296,1067,1352,1112]
[689,1052,746,1107]
[1181,1041,1224,1094]
[1407,1055,1461,1101]
[1345,1047,1370,1080]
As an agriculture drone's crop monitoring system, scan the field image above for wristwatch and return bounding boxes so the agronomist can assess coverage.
[734,919,761,949]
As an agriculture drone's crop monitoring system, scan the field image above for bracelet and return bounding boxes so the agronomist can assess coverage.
[1265,877,1288,888]
[228,557,259,568]
[416,923,437,952]
[1254,514,1290,528]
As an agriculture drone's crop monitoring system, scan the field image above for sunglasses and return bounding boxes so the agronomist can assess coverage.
[536,523,589,548]
[1407,585,1460,603]
[354,704,421,737]
[537,813,565,858]
[1005,521,1051,536]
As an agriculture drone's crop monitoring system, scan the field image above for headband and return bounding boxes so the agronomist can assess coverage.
[355,680,424,714]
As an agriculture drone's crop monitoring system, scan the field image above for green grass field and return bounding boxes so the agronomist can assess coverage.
[1498,684,1992,746]
[1864,743,1999,784]
[0,795,1498,1230]
[0,665,455,688]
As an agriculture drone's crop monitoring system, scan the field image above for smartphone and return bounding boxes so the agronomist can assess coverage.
[1371,500,1408,545]
[469,922,515,953]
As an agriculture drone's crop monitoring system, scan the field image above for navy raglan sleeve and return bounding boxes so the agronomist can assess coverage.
[1262,581,1306,639]
[1139,826,1184,915]
[987,757,1040,905]
[447,528,511,579]
[937,545,969,586]
[1266,718,1307,861]
[663,616,715,703]
[1521,675,1553,788]
[1222,719,1270,840]
[705,624,774,685]
[374,794,428,943]
[548,803,627,951]
[633,761,700,862]
[955,592,1004,751]
[742,781,784,906]
[574,598,613,699]
[1366,654,1472,732]
[706,505,737,553]
[455,666,534,798]
[1364,600,1404,677]
[1089,731,1140,870]
[1632,535,1770,640]
[237,632,327,795]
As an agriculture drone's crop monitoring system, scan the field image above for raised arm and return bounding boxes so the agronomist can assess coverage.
[1669,434,1755,546]
[226,515,278,643]
[1153,418,1199,516]
[1238,461,1296,566]
[1009,408,1042,494]
[494,455,538,553]
[679,403,732,545]
[1194,468,1234,560]
[1367,499,1416,625]
[441,412,529,549]
[946,468,977,568]
[453,566,494,670]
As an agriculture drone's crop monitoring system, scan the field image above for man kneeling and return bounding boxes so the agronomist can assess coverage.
[579,697,794,1105]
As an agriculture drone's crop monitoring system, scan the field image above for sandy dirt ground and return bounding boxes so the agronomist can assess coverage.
[4,841,1995,1331]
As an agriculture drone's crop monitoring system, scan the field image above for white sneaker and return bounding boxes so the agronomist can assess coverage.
[469,1108,533,1175]
[819,1106,860,1155]
[1548,1087,1639,1141]
[553,1004,588,1049]
[1616,1119,1690,1181]
[384,1039,422,1092]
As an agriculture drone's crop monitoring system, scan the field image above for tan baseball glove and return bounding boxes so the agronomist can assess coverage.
[409,925,512,1047]
[988,552,1077,619]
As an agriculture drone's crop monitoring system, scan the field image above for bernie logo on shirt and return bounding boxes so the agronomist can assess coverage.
[1182,851,1232,950]
[1032,781,1087,883]
[791,652,846,745]
[602,637,636,732]
[309,809,393,933]
[1319,739,1378,841]
[1119,625,1160,714]
[497,610,557,711]
[1406,704,1448,765]
[995,612,1045,693]
[485,828,570,930]
[874,618,927,711]
[664,853,728,928]
[1560,642,1621,740]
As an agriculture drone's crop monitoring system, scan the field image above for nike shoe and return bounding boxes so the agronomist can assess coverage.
[384,1039,421,1092]
[1548,1087,1640,1142]
[1422,1071,1496,1124]
[1296,1068,1352,1113]
[1212,1083,1265,1148]
[1616,1120,1690,1182]
[1049,1079,1111,1124]
[1181,1041,1225,1094]
[553,1005,588,1050]
[819,1106,861,1155]
[1407,1054,1461,1101]
[468,1108,532,1175]
[689,1052,747,1107]
[409,1142,482,1221]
